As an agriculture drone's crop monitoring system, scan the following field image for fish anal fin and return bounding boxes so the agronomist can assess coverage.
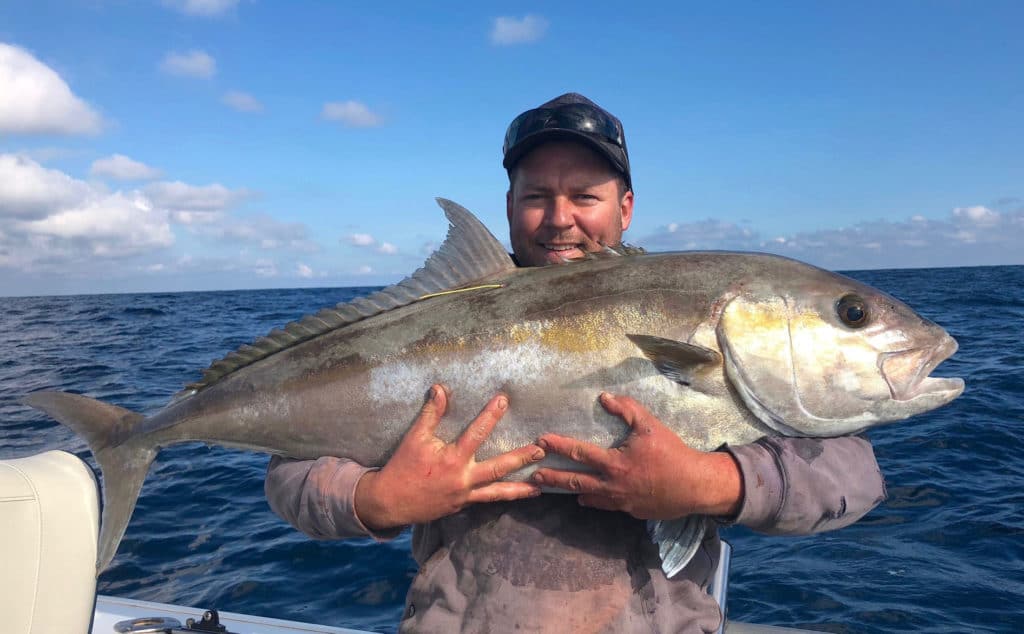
[626,334,720,386]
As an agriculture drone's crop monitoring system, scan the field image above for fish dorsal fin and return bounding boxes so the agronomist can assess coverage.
[181,198,515,393]
[626,334,720,387]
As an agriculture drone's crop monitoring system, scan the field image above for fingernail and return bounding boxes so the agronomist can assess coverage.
[537,438,549,450]
[531,448,544,461]
[529,488,542,497]
[427,386,436,400]
[532,472,544,484]
[496,395,508,410]
[600,391,614,402]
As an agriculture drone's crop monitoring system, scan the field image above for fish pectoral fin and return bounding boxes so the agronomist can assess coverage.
[648,516,708,578]
[626,334,720,386]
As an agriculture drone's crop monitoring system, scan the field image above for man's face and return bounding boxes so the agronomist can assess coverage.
[506,141,634,267]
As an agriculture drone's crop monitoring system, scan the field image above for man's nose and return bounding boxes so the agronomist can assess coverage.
[544,197,574,229]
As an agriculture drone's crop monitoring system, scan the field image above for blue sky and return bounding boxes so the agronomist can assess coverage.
[1,1,1022,296]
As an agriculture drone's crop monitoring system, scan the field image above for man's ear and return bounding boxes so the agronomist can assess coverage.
[620,190,635,232]
[506,189,513,225]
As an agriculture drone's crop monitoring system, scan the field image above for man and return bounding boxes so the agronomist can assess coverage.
[266,93,886,632]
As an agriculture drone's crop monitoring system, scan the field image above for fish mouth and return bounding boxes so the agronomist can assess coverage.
[880,335,964,402]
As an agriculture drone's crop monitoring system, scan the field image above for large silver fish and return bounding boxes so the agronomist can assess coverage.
[22,199,964,576]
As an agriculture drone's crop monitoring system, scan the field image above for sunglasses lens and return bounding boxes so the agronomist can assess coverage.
[503,104,623,155]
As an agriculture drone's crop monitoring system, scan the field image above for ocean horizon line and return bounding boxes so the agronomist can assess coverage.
[4,261,1022,301]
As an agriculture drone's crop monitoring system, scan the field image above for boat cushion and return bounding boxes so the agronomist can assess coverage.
[0,450,100,634]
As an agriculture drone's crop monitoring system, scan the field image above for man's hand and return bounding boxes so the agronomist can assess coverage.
[532,392,743,520]
[354,384,545,530]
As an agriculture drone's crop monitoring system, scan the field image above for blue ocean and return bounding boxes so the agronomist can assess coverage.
[1,265,1021,633]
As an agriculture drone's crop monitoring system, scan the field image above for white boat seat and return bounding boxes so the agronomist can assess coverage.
[0,450,100,634]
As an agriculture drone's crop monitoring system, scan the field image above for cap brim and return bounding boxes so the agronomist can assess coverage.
[503,129,629,185]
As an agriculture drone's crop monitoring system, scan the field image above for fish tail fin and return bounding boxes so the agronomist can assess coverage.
[21,390,156,575]
[648,515,708,578]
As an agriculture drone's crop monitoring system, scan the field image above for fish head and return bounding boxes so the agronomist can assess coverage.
[716,264,964,436]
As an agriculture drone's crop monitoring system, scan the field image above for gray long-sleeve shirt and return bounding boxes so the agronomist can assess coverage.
[265,435,886,633]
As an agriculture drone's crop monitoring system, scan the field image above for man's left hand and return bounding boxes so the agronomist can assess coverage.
[532,392,743,520]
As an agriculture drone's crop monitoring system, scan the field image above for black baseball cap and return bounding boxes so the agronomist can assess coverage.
[502,92,632,191]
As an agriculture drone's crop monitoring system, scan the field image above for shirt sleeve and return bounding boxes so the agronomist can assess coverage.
[721,435,887,535]
[264,455,403,541]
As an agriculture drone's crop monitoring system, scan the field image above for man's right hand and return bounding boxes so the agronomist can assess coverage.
[354,384,545,531]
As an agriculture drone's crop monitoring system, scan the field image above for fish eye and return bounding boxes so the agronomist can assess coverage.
[836,294,869,328]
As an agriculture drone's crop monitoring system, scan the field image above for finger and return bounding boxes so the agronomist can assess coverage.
[599,392,654,433]
[409,384,449,437]
[537,433,615,471]
[466,482,542,504]
[455,393,509,455]
[470,444,545,487]
[531,468,607,494]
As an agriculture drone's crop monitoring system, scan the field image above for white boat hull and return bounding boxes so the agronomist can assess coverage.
[93,594,373,634]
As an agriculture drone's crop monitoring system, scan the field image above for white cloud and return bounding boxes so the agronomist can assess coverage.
[144,181,249,218]
[0,154,93,220]
[197,253,324,281]
[162,0,239,17]
[343,233,399,255]
[952,205,999,227]
[90,154,163,181]
[202,212,319,253]
[159,50,216,79]
[951,229,976,243]
[169,210,224,225]
[642,218,756,251]
[222,90,263,113]
[24,193,173,256]
[11,147,82,163]
[356,264,373,275]
[0,43,103,135]
[346,233,376,246]
[491,15,549,46]
[0,154,175,272]
[638,204,1024,270]
[254,258,278,277]
[321,101,382,128]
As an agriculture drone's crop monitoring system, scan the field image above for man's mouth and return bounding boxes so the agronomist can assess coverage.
[543,243,581,252]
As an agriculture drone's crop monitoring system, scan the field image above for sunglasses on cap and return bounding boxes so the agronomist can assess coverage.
[502,102,626,157]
